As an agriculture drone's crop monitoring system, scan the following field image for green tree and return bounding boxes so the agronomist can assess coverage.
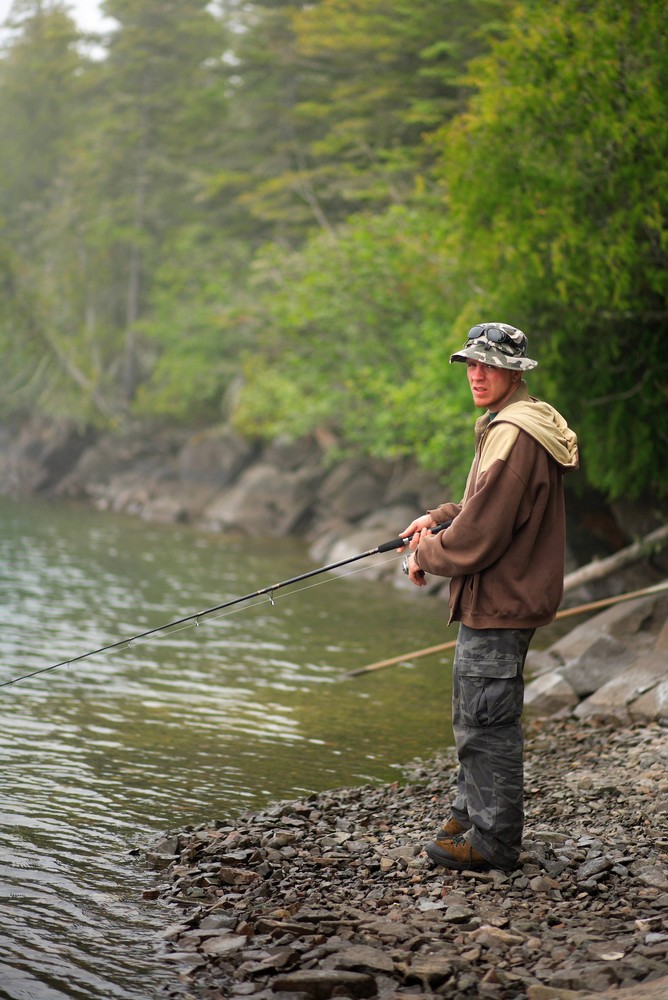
[435,0,668,501]
[233,0,668,506]
[0,1,86,232]
[289,0,511,214]
[206,0,513,243]
[201,0,326,245]
[0,2,103,419]
[88,0,230,402]
[233,205,476,491]
[3,0,663,516]
[132,227,255,423]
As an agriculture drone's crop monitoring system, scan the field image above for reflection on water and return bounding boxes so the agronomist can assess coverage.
[0,496,456,998]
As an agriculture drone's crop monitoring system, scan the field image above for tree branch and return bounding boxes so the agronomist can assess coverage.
[563,523,668,593]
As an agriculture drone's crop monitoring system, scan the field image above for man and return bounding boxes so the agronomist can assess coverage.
[401,322,578,872]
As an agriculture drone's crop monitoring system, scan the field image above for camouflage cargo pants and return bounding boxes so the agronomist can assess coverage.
[450,624,535,870]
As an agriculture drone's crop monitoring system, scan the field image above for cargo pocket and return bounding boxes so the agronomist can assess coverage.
[455,650,521,729]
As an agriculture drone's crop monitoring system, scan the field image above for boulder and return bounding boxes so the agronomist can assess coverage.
[318,459,391,522]
[261,433,323,472]
[138,484,220,524]
[55,428,185,500]
[202,463,324,536]
[309,505,421,582]
[558,632,631,697]
[0,418,96,494]
[525,589,668,722]
[574,651,668,721]
[524,672,579,717]
[630,680,668,721]
[177,427,258,487]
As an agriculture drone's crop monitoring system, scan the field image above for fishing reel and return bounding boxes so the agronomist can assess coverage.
[402,555,425,579]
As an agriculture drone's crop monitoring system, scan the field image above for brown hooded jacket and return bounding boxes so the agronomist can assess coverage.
[415,382,579,629]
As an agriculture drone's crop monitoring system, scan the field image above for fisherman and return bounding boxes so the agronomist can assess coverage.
[401,322,578,872]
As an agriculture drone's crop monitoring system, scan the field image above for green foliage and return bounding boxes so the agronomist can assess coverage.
[0,3,108,420]
[0,0,231,417]
[0,0,665,506]
[434,0,668,500]
[233,207,476,493]
[206,0,510,241]
[133,228,254,423]
[0,3,87,230]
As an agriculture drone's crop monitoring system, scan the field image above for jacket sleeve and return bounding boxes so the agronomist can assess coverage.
[427,501,463,524]
[416,430,543,579]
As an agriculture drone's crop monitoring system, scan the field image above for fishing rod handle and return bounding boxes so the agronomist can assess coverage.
[377,520,452,554]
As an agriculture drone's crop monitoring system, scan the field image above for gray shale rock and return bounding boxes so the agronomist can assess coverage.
[148,720,668,1000]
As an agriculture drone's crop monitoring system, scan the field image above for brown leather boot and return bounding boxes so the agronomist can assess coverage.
[425,834,492,871]
[439,816,470,837]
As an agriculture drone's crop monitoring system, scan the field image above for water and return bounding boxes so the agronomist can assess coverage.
[0,496,457,998]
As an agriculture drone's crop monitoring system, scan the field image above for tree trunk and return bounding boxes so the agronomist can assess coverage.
[563,523,668,593]
[122,72,150,402]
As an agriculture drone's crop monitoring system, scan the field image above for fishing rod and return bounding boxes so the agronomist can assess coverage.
[0,521,451,689]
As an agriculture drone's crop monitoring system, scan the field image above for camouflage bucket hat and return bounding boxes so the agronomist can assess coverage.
[450,323,538,371]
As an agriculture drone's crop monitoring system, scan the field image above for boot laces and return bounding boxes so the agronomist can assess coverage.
[450,834,469,847]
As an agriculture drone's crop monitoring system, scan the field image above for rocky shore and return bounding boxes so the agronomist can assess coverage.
[3,418,667,998]
[147,718,668,1000]
[0,419,445,565]
[1,416,666,600]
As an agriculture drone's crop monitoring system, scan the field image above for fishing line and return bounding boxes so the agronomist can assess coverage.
[0,551,399,686]
[1,524,445,689]
[106,550,399,648]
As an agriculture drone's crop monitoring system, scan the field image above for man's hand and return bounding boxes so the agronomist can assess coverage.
[404,552,427,587]
[398,513,436,587]
[397,513,437,552]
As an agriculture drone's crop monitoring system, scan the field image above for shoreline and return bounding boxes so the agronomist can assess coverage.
[1,418,652,602]
[147,717,668,1000]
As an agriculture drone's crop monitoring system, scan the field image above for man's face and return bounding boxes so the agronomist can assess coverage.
[467,360,518,410]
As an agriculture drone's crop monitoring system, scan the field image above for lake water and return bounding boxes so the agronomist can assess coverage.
[0,496,458,999]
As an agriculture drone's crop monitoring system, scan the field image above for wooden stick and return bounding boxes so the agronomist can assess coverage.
[344,579,668,679]
[554,580,668,619]
[345,639,458,677]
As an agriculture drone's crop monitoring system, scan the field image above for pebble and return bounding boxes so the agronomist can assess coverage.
[147,719,668,999]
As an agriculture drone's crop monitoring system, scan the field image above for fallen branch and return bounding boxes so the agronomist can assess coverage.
[344,638,458,678]
[344,579,668,679]
[563,523,668,593]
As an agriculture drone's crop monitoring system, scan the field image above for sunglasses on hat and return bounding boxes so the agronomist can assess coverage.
[466,324,527,356]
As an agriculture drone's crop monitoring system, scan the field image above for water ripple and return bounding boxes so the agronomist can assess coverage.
[0,496,453,998]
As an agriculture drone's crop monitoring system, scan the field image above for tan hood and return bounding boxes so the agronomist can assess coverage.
[495,399,579,471]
